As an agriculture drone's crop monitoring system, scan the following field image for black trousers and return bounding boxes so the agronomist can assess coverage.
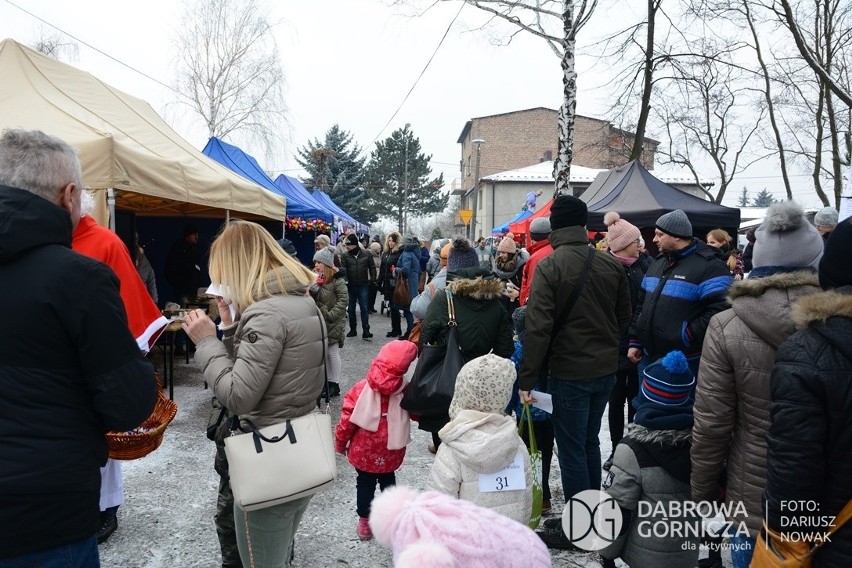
[355,469,396,518]
[608,367,639,445]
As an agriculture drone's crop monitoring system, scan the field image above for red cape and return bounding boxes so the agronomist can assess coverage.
[72,216,168,352]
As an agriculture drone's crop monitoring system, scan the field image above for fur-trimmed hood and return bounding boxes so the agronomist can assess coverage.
[446,275,504,301]
[792,286,852,328]
[728,270,822,349]
[627,423,692,445]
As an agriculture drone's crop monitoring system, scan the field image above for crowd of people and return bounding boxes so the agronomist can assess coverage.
[2,127,850,568]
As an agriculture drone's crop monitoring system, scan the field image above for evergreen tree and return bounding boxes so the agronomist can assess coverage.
[737,186,750,207]
[364,125,446,233]
[295,124,374,223]
[752,188,777,207]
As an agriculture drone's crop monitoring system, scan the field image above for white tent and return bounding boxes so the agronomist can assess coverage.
[0,38,285,221]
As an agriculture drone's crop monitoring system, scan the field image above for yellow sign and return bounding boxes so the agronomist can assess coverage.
[458,209,473,225]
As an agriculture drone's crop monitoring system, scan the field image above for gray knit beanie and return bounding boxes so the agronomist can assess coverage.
[753,201,824,269]
[313,247,337,269]
[655,209,693,239]
[529,217,552,240]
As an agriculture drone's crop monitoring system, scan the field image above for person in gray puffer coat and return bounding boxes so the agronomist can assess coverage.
[691,200,824,568]
[599,351,700,568]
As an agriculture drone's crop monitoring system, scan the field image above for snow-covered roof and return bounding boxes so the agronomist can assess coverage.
[481,160,715,187]
[481,161,602,183]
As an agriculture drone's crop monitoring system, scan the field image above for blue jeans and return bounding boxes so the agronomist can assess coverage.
[0,537,99,568]
[729,534,755,568]
[550,375,617,500]
[234,495,312,568]
[347,284,370,330]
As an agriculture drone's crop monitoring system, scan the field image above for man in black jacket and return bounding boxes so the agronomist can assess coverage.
[341,232,376,339]
[627,209,732,378]
[0,129,157,566]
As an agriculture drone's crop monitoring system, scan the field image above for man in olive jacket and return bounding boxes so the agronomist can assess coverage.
[519,195,631,543]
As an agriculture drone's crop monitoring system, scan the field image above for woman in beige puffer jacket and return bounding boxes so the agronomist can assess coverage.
[691,200,824,567]
[184,220,326,568]
[429,354,532,525]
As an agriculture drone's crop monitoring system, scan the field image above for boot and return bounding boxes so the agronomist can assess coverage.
[346,327,357,338]
[362,325,373,340]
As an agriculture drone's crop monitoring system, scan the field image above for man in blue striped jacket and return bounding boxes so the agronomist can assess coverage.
[627,209,732,377]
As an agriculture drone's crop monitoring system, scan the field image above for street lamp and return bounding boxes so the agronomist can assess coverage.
[403,123,411,235]
[470,139,485,239]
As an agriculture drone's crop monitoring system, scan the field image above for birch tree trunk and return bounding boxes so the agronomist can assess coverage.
[554,1,576,196]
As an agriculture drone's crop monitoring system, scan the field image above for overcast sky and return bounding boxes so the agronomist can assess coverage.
[0,0,825,208]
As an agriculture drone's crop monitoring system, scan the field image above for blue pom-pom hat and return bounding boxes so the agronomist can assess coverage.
[633,350,696,430]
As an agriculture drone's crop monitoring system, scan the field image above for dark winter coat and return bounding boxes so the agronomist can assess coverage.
[379,246,401,297]
[691,270,821,537]
[764,286,852,568]
[313,274,348,347]
[616,253,652,372]
[419,268,513,434]
[341,246,376,287]
[601,425,700,568]
[628,239,732,362]
[519,226,632,390]
[0,185,157,559]
[492,248,528,323]
[396,243,422,303]
[421,268,514,360]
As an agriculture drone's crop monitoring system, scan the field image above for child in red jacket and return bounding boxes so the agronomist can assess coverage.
[335,340,419,540]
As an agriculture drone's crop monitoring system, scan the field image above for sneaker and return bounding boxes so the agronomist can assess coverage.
[536,526,578,550]
[346,329,357,338]
[97,515,118,544]
[603,451,614,471]
[357,516,372,540]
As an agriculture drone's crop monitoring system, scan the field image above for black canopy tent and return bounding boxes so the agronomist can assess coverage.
[582,161,741,237]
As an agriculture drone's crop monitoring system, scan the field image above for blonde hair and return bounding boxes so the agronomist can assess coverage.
[209,220,315,313]
[706,229,731,245]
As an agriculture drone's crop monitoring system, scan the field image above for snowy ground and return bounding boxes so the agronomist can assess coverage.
[100,309,728,568]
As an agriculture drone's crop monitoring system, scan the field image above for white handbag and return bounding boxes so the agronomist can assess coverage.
[224,411,337,511]
[223,309,337,511]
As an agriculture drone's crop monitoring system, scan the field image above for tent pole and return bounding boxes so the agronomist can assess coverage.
[107,188,116,232]
[226,210,231,226]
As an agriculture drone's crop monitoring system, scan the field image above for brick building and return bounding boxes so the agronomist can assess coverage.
[455,107,661,237]
[457,107,659,191]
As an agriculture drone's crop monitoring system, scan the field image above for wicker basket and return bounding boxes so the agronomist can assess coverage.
[106,389,178,460]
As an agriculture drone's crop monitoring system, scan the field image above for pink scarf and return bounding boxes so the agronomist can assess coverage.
[610,250,639,266]
[350,382,410,450]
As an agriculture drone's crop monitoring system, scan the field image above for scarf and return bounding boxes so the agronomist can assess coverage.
[610,250,639,266]
[350,382,410,450]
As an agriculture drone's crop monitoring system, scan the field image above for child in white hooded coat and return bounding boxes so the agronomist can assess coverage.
[429,354,532,525]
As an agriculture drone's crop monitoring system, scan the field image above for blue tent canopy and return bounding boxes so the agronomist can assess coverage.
[492,209,532,235]
[272,175,341,223]
[202,138,332,222]
[310,189,369,231]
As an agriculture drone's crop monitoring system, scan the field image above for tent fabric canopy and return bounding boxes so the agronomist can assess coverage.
[492,209,532,235]
[310,189,369,231]
[584,161,740,233]
[201,137,330,222]
[271,175,339,224]
[0,39,285,220]
[509,198,553,238]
